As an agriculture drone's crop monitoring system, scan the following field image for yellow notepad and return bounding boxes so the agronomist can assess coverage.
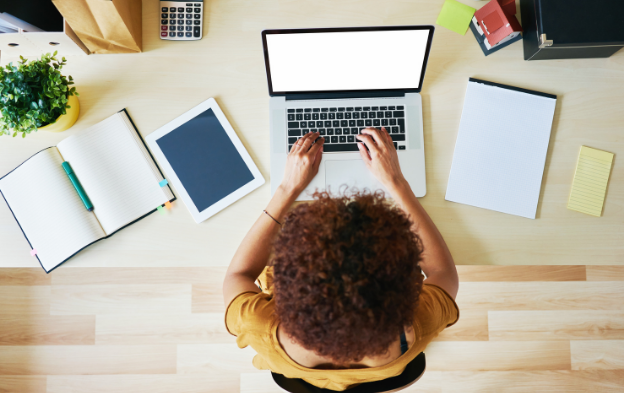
[567,146,614,217]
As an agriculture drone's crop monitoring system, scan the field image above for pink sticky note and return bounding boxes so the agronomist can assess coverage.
[165,201,172,209]
[30,249,37,256]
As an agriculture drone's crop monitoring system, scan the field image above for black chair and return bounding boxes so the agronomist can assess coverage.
[272,352,426,393]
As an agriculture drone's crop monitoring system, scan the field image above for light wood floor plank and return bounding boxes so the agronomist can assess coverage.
[489,311,624,341]
[425,341,571,371]
[0,376,46,393]
[439,371,624,393]
[177,344,259,375]
[0,269,50,286]
[456,282,624,311]
[0,287,50,315]
[50,267,227,286]
[586,266,624,281]
[571,340,624,370]
[456,266,586,282]
[46,375,240,393]
[50,285,192,315]
[0,346,176,375]
[239,371,278,393]
[0,315,95,345]
[192,284,226,313]
[434,311,488,341]
[96,313,232,345]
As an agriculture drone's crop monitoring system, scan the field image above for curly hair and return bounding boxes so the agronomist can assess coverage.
[272,190,424,365]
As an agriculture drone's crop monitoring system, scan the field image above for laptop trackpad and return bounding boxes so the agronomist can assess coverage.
[325,160,385,195]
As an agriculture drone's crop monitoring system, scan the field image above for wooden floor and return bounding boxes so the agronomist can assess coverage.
[1,265,623,393]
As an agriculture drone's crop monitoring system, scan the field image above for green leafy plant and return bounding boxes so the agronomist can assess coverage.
[0,52,78,138]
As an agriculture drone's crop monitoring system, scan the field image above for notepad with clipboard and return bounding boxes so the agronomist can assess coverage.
[445,78,558,219]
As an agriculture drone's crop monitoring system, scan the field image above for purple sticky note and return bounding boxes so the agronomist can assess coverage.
[30,249,37,256]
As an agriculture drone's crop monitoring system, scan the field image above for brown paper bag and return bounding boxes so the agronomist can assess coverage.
[52,0,142,54]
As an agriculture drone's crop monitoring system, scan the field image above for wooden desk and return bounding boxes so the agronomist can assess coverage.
[1,0,622,269]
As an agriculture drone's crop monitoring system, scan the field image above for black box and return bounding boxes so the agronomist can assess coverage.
[520,0,624,60]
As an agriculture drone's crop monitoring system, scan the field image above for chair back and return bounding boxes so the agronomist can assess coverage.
[272,352,426,393]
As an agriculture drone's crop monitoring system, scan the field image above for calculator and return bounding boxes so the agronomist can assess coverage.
[160,0,203,41]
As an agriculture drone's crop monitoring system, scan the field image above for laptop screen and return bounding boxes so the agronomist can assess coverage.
[263,26,434,95]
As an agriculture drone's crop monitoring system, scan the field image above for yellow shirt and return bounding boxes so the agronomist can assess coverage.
[225,271,459,391]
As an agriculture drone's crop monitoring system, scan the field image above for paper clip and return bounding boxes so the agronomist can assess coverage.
[159,179,169,187]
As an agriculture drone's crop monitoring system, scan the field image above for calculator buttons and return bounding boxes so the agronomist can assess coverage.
[161,1,202,41]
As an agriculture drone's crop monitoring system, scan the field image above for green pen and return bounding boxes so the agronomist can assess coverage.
[62,161,94,212]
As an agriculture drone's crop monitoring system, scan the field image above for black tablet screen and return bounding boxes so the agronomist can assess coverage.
[155,108,255,212]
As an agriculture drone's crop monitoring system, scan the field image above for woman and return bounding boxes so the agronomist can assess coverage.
[223,128,459,391]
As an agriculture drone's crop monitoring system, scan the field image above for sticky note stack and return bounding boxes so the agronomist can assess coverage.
[436,0,476,35]
[567,146,614,217]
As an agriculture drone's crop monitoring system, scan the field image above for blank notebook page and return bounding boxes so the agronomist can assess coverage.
[57,113,170,234]
[445,80,557,219]
[0,148,105,270]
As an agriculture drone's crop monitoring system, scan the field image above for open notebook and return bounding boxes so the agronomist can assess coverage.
[0,110,175,273]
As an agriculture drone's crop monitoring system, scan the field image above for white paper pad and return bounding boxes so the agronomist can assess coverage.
[445,80,557,219]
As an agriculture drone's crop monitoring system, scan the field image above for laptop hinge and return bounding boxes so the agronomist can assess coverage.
[285,91,405,101]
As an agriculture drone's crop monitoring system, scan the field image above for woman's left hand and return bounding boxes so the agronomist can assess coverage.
[280,132,324,195]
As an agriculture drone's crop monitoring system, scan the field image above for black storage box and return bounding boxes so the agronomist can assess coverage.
[520,0,624,60]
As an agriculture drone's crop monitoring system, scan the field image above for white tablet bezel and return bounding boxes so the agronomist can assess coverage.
[145,98,265,223]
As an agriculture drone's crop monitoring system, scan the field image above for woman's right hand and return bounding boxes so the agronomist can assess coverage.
[356,127,407,191]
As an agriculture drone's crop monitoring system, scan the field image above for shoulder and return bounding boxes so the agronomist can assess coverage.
[414,283,460,335]
[225,291,276,337]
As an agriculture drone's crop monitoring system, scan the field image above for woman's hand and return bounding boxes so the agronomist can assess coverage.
[280,132,325,195]
[356,127,407,190]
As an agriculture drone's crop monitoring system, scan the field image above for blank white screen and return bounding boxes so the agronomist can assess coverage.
[266,29,431,93]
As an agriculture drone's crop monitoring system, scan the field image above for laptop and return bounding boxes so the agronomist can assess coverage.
[262,25,435,200]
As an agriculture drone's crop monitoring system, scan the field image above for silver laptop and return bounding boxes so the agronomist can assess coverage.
[263,26,435,200]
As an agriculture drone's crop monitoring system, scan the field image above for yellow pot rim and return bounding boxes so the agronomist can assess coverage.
[38,95,80,133]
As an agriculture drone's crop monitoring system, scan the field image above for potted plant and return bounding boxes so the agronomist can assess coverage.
[0,52,79,137]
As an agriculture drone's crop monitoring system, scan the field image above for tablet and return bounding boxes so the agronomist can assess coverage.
[146,98,264,223]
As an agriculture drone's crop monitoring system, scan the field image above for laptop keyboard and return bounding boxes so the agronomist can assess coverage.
[286,106,406,152]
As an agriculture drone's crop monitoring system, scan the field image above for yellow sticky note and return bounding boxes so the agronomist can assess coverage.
[436,0,476,35]
[567,146,614,217]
